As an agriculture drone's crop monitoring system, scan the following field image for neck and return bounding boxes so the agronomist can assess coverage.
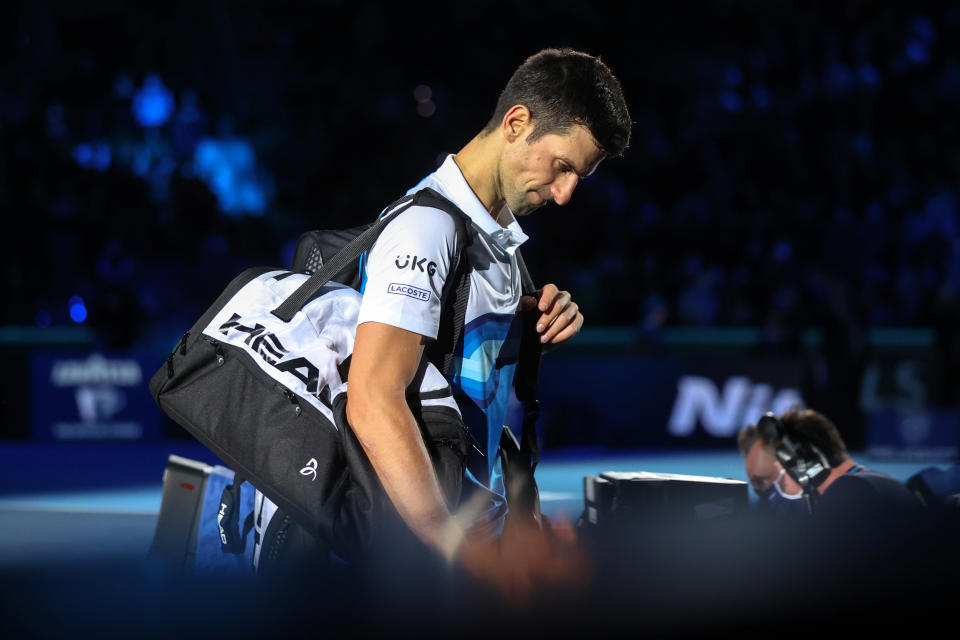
[817,458,857,495]
[453,132,507,224]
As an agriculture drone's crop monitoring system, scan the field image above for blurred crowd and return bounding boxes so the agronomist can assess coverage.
[1,1,958,371]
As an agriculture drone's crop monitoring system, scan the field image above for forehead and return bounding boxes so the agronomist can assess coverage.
[745,440,779,479]
[533,125,606,175]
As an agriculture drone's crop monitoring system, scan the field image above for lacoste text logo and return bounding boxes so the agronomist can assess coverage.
[387,283,430,302]
[395,255,437,276]
[300,458,319,481]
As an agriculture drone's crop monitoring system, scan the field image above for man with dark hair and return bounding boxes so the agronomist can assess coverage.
[342,48,630,597]
[738,408,922,519]
[483,48,631,157]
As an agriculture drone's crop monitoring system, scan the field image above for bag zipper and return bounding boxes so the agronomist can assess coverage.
[166,331,191,378]
[203,337,226,366]
[432,438,467,465]
[281,388,302,416]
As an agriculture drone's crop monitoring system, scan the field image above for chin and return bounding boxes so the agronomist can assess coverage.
[515,196,545,216]
[513,205,541,217]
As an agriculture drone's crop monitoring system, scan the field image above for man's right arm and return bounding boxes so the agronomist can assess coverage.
[345,319,465,561]
[345,319,588,601]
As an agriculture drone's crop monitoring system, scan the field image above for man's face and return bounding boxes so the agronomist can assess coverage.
[499,123,606,216]
[745,440,803,495]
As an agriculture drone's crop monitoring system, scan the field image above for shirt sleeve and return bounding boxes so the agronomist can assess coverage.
[356,204,458,339]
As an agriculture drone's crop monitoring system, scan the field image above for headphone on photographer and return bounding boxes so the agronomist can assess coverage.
[757,412,832,514]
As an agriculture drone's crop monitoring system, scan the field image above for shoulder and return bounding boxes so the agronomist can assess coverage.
[372,203,460,256]
[836,469,902,492]
[845,470,918,502]
[383,203,459,237]
[822,470,922,517]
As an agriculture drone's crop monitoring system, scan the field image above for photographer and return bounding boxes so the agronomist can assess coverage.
[737,408,924,521]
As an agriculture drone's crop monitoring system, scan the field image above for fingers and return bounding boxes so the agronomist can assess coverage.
[536,283,559,312]
[460,521,591,609]
[537,291,582,344]
[543,309,583,344]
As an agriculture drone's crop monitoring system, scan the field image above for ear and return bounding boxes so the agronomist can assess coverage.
[501,104,532,143]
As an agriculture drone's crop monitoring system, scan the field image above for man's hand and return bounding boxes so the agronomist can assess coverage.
[518,283,584,348]
[456,515,591,606]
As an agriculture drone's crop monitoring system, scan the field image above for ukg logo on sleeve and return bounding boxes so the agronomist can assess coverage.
[395,254,438,276]
[387,283,431,302]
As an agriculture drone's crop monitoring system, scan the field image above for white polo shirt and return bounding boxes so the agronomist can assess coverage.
[357,155,529,531]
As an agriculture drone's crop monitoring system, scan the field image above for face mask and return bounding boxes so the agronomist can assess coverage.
[771,468,803,500]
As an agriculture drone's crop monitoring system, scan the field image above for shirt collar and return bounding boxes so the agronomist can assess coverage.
[433,155,529,253]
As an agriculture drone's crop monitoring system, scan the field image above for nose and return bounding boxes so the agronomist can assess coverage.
[550,172,579,206]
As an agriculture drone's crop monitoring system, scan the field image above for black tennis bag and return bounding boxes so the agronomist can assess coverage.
[150,189,476,562]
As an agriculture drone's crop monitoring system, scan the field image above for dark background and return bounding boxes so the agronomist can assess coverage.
[2,0,958,451]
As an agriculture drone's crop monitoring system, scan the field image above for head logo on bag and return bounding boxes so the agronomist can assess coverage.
[218,311,332,405]
[219,313,289,365]
[217,502,229,543]
[300,458,319,481]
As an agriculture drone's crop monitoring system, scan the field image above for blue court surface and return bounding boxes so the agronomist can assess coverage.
[0,441,942,568]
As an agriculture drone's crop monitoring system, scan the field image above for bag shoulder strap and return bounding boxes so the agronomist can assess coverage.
[515,249,535,296]
[414,190,473,376]
[271,187,470,323]
[512,250,542,469]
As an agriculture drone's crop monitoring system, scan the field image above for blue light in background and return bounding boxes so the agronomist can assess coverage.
[46,104,67,139]
[35,311,52,328]
[176,90,203,125]
[138,288,160,313]
[70,305,87,323]
[724,66,744,86]
[132,75,175,127]
[280,237,297,270]
[720,90,743,112]
[772,240,793,263]
[905,41,930,65]
[131,146,152,176]
[73,142,111,171]
[859,65,882,86]
[193,137,271,216]
[751,86,772,109]
[824,62,855,95]
[74,144,92,166]
[911,15,936,44]
[68,297,87,324]
[113,74,135,100]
